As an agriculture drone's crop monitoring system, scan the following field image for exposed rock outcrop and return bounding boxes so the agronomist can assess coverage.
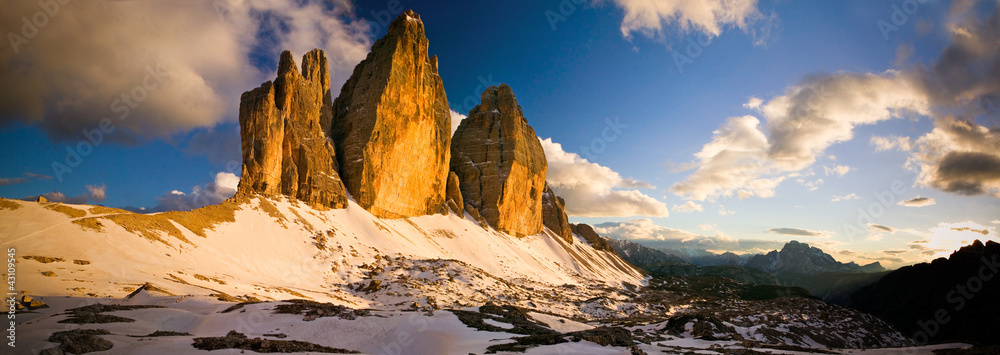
[238,49,347,209]
[445,171,463,214]
[330,10,451,218]
[542,184,573,243]
[451,84,547,237]
[571,223,613,253]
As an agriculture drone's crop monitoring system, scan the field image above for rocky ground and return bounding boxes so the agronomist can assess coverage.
[12,273,974,355]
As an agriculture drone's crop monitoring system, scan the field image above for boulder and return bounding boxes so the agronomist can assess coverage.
[451,84,547,237]
[237,49,348,209]
[330,10,451,218]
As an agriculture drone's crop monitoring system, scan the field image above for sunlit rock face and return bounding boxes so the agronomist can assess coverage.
[451,84,547,237]
[238,49,348,209]
[330,10,451,218]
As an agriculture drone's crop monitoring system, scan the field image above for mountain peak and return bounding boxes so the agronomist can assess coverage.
[330,9,451,218]
[387,9,425,38]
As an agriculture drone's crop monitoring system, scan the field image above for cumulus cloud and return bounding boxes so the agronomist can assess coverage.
[871,135,913,152]
[672,201,703,213]
[540,138,668,217]
[85,184,106,203]
[992,220,1000,224]
[698,223,716,231]
[150,172,239,212]
[674,2,1000,201]
[671,3,1000,200]
[671,72,929,201]
[823,165,852,177]
[609,0,765,40]
[0,0,372,143]
[450,110,467,136]
[897,196,937,207]
[831,193,860,202]
[594,218,783,253]
[907,118,1000,197]
[767,227,829,237]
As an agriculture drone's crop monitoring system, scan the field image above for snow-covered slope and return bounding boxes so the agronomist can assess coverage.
[1,197,643,317]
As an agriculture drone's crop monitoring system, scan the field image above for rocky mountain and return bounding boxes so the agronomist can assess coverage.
[608,238,685,266]
[571,223,613,252]
[541,184,573,243]
[451,84,547,237]
[744,240,885,275]
[658,248,755,266]
[1,8,951,354]
[850,240,1000,345]
[237,49,347,209]
[330,10,451,218]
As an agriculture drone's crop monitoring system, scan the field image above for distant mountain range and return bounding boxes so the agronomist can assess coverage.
[608,239,892,304]
[743,240,885,276]
[850,240,1000,345]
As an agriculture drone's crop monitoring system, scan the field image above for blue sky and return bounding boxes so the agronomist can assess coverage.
[1,0,998,267]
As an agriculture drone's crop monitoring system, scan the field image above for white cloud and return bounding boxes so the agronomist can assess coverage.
[823,165,852,177]
[870,135,913,152]
[831,193,860,202]
[450,109,466,136]
[743,97,763,109]
[540,138,668,217]
[609,0,763,40]
[0,0,372,142]
[672,201,703,213]
[85,184,106,203]
[990,220,1000,224]
[669,115,779,201]
[594,218,783,253]
[151,172,238,212]
[698,223,716,231]
[897,196,937,207]
[717,204,735,216]
[797,178,823,191]
[671,71,930,201]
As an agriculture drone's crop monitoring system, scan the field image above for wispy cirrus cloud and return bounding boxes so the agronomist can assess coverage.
[768,227,830,237]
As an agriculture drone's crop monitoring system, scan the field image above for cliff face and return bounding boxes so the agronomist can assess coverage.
[542,184,573,243]
[451,84,547,237]
[330,10,451,218]
[238,49,347,209]
[571,223,613,252]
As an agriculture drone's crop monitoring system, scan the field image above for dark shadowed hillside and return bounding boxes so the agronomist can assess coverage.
[850,240,1000,345]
